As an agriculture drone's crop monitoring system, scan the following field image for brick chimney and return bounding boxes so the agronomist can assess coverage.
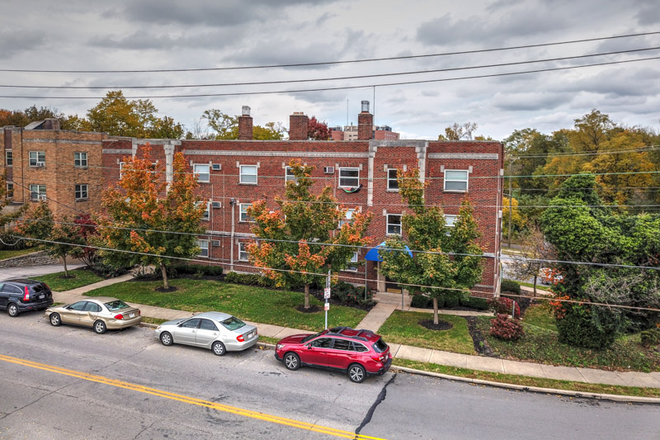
[238,106,253,140]
[43,118,60,130]
[289,112,309,140]
[357,101,373,140]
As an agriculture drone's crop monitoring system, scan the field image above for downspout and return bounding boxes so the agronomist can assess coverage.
[230,198,236,272]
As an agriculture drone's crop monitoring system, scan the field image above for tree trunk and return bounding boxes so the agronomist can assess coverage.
[433,297,439,325]
[62,256,69,277]
[533,275,538,297]
[161,262,169,290]
[304,283,310,309]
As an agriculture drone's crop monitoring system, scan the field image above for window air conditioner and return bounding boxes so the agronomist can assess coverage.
[211,201,222,209]
[323,166,335,174]
[211,163,221,171]
[211,240,221,246]
[35,162,45,167]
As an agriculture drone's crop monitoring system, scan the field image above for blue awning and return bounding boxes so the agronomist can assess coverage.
[364,242,413,262]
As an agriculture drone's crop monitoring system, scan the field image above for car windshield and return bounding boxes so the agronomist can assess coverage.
[372,338,388,353]
[104,300,130,311]
[220,316,246,331]
[302,332,324,343]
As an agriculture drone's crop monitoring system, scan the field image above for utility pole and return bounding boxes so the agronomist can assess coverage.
[507,161,513,248]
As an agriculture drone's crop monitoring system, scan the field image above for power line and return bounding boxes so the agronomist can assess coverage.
[3,30,659,74]
[4,46,660,90]
[2,55,659,100]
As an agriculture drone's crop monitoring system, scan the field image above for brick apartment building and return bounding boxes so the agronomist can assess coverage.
[2,103,504,295]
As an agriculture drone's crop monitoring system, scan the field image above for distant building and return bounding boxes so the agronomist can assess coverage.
[330,123,400,141]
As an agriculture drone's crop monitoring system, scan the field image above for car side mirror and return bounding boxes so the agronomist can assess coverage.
[307,345,313,349]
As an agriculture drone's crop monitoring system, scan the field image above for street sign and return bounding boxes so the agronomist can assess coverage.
[324,303,330,311]
[324,288,331,299]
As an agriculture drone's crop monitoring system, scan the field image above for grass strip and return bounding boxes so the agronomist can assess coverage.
[393,359,660,398]
[34,268,104,291]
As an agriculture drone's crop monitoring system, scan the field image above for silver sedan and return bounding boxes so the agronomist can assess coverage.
[155,311,259,356]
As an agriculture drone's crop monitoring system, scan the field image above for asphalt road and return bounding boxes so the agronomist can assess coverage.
[1,312,659,440]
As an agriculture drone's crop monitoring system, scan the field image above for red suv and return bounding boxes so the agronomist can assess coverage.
[275,326,392,383]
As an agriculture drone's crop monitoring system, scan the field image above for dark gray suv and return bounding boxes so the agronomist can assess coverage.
[0,279,54,317]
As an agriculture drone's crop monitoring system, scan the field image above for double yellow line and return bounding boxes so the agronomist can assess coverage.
[0,354,387,440]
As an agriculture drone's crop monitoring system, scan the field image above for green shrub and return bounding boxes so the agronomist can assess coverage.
[490,313,524,341]
[92,261,129,278]
[0,233,29,250]
[224,271,274,287]
[460,296,489,310]
[168,264,223,277]
[555,307,618,350]
[444,293,461,308]
[501,279,521,295]
[641,329,660,348]
[488,297,521,318]
[411,294,432,309]
[330,281,375,308]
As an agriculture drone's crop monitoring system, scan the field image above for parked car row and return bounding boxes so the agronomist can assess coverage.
[2,278,393,383]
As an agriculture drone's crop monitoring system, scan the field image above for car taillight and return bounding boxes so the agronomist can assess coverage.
[138,310,141,316]
[23,286,30,301]
[372,354,387,362]
[114,314,124,320]
[236,334,245,342]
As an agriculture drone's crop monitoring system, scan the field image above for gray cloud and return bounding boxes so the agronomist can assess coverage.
[90,29,238,51]
[492,91,574,111]
[0,30,46,59]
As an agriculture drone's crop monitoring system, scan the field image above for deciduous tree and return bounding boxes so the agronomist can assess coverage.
[99,146,205,289]
[307,116,330,140]
[247,160,372,309]
[379,169,484,325]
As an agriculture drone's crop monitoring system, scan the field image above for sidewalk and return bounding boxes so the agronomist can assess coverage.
[52,276,660,391]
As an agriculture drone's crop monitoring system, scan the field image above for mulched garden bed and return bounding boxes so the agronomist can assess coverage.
[464,316,496,357]
[419,319,454,331]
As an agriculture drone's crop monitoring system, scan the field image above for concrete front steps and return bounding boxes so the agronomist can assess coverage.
[374,290,412,308]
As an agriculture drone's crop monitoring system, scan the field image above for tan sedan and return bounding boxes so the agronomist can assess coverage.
[45,297,141,334]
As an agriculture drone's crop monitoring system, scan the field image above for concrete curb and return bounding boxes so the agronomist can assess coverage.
[139,321,659,404]
[392,366,660,405]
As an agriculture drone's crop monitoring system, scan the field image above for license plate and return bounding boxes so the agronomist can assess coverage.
[248,332,254,339]
[38,294,44,299]
[129,313,135,318]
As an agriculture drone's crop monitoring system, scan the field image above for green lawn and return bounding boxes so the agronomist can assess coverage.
[0,248,38,260]
[377,310,475,355]
[85,279,367,332]
[523,303,557,332]
[476,315,660,372]
[34,268,104,291]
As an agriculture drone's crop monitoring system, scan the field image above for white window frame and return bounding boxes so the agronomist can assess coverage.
[387,168,399,191]
[238,242,249,261]
[29,184,46,201]
[75,184,88,200]
[339,208,355,228]
[5,150,12,167]
[239,203,255,222]
[197,239,209,258]
[29,151,46,167]
[386,214,402,235]
[6,182,13,199]
[240,165,258,185]
[339,167,360,188]
[74,152,88,168]
[119,162,125,180]
[194,164,210,183]
[444,170,469,192]
[346,251,359,272]
[198,201,211,221]
[444,214,457,227]
[285,166,297,184]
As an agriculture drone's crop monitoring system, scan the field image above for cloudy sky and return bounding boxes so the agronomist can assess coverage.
[1,0,659,140]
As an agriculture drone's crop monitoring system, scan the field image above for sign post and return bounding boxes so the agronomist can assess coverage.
[324,269,331,329]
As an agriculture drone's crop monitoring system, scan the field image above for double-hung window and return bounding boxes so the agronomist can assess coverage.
[29,151,46,167]
[5,151,12,167]
[339,167,359,188]
[340,208,355,228]
[346,252,358,272]
[75,184,88,200]
[194,164,210,183]
[444,170,468,192]
[6,182,13,199]
[74,152,88,168]
[444,214,457,227]
[240,165,258,184]
[387,169,399,191]
[238,242,249,261]
[197,240,209,258]
[199,201,211,221]
[239,203,254,222]
[285,166,297,184]
[386,214,402,235]
[29,184,46,201]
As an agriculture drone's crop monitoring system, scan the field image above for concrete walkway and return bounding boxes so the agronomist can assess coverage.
[51,276,660,390]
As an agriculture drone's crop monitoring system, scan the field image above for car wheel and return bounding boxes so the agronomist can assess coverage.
[283,352,300,371]
[212,341,226,356]
[49,313,61,326]
[7,303,19,317]
[160,331,173,346]
[93,320,107,334]
[348,364,366,383]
